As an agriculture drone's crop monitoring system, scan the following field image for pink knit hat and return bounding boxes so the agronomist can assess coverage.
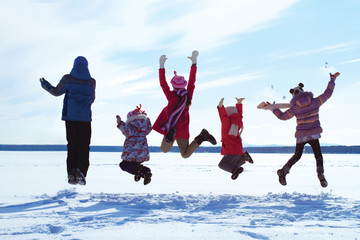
[171,71,187,89]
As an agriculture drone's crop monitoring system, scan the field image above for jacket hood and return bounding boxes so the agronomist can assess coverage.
[290,91,313,108]
[126,114,147,125]
[70,56,92,80]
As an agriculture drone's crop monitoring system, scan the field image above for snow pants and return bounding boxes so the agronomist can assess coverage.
[65,121,91,177]
[119,161,151,176]
[282,139,324,174]
[218,155,245,173]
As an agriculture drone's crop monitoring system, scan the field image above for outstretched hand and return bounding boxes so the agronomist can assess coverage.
[39,77,45,83]
[116,115,121,125]
[330,72,340,78]
[159,55,167,68]
[218,97,224,108]
[236,97,245,104]
[187,50,199,64]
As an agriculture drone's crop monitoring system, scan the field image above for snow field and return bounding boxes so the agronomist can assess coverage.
[0,151,359,239]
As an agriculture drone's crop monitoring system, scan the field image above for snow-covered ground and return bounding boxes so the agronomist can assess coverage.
[0,151,359,240]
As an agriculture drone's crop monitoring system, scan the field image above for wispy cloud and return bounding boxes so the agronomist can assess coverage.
[196,72,262,90]
[270,43,354,59]
[339,59,360,65]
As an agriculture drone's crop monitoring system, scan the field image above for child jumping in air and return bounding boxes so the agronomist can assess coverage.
[152,50,217,158]
[217,97,253,180]
[258,72,340,187]
[116,105,152,185]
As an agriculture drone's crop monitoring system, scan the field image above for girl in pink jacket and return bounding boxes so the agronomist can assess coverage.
[152,51,217,158]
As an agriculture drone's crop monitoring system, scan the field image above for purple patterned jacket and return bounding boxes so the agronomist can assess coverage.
[272,76,336,142]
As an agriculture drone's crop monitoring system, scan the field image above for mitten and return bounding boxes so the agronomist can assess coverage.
[116,115,121,125]
[187,50,199,64]
[159,55,167,68]
[330,72,340,81]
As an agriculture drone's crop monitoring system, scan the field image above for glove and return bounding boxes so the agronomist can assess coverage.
[330,72,340,80]
[236,97,245,104]
[218,98,224,108]
[187,50,199,64]
[159,55,167,68]
[116,115,121,125]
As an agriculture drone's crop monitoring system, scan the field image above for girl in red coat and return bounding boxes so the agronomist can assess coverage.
[152,51,217,158]
[217,97,253,180]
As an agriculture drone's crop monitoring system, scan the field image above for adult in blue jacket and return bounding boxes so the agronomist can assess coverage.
[40,56,96,185]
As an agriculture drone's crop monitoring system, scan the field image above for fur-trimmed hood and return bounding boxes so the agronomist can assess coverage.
[290,91,314,108]
[126,113,147,125]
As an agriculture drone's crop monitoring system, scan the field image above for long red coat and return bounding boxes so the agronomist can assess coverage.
[152,65,197,139]
[218,104,244,155]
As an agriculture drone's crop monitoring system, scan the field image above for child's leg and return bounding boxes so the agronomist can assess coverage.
[308,139,324,174]
[282,142,306,173]
[119,161,140,175]
[77,121,91,177]
[138,165,151,176]
[218,155,244,173]
[309,139,327,187]
[277,142,306,186]
[160,136,175,153]
[65,121,78,176]
[176,138,199,158]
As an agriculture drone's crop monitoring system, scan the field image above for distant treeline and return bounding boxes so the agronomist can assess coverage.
[0,145,359,154]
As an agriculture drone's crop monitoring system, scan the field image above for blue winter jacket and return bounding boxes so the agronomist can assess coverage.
[41,74,96,122]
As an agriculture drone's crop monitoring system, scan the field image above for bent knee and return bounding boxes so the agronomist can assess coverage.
[181,153,191,159]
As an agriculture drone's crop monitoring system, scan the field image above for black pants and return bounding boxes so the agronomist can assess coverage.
[218,155,245,173]
[65,121,91,177]
[119,161,151,176]
[283,139,324,174]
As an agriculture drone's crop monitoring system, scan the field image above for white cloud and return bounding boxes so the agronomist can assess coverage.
[270,43,354,59]
[196,72,262,90]
[339,59,360,65]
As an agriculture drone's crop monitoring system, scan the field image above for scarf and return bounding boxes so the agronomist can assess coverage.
[161,89,188,132]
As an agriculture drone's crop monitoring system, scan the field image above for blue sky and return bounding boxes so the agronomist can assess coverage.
[0,0,359,146]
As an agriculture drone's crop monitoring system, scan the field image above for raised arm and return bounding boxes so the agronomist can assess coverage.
[317,72,339,106]
[187,50,198,98]
[158,55,171,97]
[217,98,228,124]
[39,77,66,96]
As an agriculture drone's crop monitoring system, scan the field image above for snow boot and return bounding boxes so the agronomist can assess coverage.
[195,129,217,145]
[318,173,328,188]
[277,169,287,186]
[144,172,152,185]
[243,151,254,164]
[68,170,77,185]
[134,165,143,182]
[75,169,86,185]
[231,167,244,180]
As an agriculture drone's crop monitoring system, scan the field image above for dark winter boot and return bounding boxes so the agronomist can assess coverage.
[68,169,77,185]
[144,172,152,185]
[317,166,328,188]
[231,167,244,180]
[318,173,328,188]
[134,165,143,182]
[165,127,176,143]
[243,151,254,164]
[75,169,86,185]
[195,129,217,145]
[277,169,287,186]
